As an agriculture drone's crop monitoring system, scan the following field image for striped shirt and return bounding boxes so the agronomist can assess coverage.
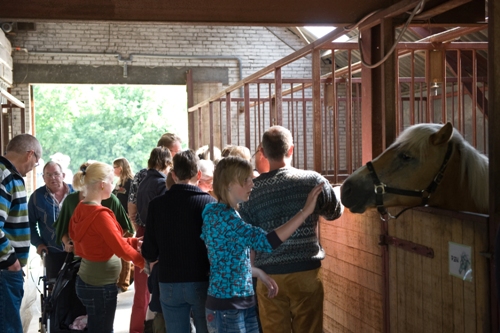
[0,156,30,268]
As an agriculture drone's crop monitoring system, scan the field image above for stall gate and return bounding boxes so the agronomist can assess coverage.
[320,207,490,333]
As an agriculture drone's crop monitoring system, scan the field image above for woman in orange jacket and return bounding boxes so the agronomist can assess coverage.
[69,162,145,333]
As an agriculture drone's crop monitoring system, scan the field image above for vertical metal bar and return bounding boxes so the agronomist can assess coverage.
[268,83,273,126]
[420,83,427,125]
[472,50,477,147]
[275,68,283,126]
[355,82,361,168]
[409,50,415,130]
[198,107,202,148]
[186,70,196,149]
[441,51,446,124]
[226,92,232,144]
[312,48,322,173]
[346,49,352,179]
[426,50,431,123]
[290,83,296,166]
[332,50,339,183]
[209,102,214,160]
[244,83,251,149]
[257,83,262,145]
[457,50,463,133]
[219,101,223,150]
[302,84,307,170]
[396,52,401,133]
[451,82,456,127]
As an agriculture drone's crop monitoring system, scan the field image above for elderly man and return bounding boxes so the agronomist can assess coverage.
[239,125,343,333]
[0,133,43,333]
[29,161,74,280]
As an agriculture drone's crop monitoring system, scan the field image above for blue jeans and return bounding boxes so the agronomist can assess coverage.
[0,270,24,333]
[159,281,208,333]
[205,307,259,333]
[75,276,118,333]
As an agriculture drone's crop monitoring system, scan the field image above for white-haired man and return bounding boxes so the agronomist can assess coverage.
[0,134,42,333]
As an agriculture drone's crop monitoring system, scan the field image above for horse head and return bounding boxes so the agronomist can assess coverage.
[341,122,489,216]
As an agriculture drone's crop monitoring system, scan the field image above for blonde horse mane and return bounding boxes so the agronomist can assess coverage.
[392,123,489,212]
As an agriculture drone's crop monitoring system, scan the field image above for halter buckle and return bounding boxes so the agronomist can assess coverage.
[374,184,386,195]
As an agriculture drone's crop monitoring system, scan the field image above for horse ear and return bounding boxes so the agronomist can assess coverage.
[430,122,453,146]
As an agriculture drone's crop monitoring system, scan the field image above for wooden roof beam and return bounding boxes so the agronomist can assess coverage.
[414,0,473,21]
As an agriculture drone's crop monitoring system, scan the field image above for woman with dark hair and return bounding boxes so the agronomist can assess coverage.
[130,147,173,333]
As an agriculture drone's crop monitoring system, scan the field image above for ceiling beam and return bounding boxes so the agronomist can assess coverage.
[0,0,392,25]
[414,0,473,21]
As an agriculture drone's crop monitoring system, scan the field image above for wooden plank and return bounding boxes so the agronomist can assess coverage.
[388,216,399,333]
[322,251,382,293]
[322,269,383,332]
[410,209,424,332]
[320,209,381,237]
[451,218,465,333]
[321,237,383,275]
[324,299,379,333]
[462,219,477,333]
[473,219,489,332]
[421,212,444,333]
[395,216,408,332]
[441,215,456,332]
[320,223,381,255]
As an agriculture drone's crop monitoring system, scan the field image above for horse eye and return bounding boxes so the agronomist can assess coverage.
[398,152,412,161]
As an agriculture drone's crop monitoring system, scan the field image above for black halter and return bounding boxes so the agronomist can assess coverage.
[366,141,454,220]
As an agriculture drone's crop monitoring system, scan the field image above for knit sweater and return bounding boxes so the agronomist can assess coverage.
[0,156,30,268]
[239,166,343,274]
[141,184,216,283]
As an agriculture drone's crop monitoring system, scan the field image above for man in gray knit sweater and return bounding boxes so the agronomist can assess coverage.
[239,125,343,333]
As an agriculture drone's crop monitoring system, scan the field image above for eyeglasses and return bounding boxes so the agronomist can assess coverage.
[29,150,40,167]
[44,172,62,179]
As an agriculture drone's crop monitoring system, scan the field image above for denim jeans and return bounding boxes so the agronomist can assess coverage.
[75,276,118,333]
[0,270,24,333]
[159,281,208,333]
[205,306,259,333]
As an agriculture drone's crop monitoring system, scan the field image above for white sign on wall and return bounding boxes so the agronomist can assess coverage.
[449,242,473,282]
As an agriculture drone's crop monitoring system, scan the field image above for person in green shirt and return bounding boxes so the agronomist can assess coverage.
[53,162,134,252]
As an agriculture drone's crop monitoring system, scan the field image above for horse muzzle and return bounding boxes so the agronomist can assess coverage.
[340,171,374,213]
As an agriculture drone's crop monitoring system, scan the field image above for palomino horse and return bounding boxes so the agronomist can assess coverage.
[341,122,489,216]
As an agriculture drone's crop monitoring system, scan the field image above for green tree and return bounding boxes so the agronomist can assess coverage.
[34,85,188,174]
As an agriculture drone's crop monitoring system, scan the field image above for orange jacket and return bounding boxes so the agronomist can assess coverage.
[69,202,144,269]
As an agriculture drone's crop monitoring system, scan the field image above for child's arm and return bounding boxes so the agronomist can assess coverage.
[252,266,278,298]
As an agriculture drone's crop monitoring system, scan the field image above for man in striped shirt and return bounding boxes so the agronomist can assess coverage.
[0,133,42,333]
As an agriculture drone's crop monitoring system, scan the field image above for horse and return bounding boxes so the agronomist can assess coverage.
[340,122,489,216]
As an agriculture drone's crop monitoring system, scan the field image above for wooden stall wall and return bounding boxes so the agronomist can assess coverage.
[320,209,384,332]
[387,207,489,333]
[320,207,489,333]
